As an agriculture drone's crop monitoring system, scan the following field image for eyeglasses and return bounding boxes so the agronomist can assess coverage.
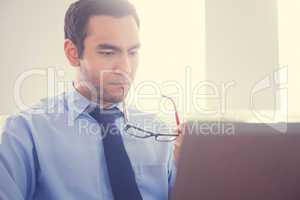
[122,95,181,142]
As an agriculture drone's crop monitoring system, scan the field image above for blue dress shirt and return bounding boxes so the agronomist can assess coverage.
[0,85,176,200]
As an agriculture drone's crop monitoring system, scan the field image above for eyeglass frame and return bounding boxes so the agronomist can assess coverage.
[121,95,181,142]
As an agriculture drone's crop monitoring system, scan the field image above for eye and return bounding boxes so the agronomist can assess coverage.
[98,51,115,56]
[129,50,139,57]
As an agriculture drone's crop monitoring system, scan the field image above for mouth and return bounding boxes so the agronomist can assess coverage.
[108,82,130,87]
[108,80,130,85]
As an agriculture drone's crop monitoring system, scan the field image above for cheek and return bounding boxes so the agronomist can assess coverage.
[130,64,138,79]
[83,49,112,68]
[85,57,107,71]
[130,58,139,72]
[132,56,139,67]
[83,58,113,80]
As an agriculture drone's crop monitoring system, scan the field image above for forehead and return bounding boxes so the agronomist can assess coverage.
[85,15,140,47]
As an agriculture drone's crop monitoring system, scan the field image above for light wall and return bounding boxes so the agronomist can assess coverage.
[277,0,300,120]
[205,0,280,122]
[0,0,75,116]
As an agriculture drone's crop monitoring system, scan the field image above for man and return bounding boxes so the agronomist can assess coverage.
[0,0,177,199]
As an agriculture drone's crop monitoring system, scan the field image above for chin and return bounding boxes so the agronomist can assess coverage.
[105,90,128,103]
[105,95,125,104]
[102,84,130,102]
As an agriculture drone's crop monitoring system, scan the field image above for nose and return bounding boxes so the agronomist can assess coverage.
[115,54,131,74]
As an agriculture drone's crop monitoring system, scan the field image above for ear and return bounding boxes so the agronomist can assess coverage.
[64,39,80,67]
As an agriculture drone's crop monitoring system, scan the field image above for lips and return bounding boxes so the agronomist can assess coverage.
[108,80,130,85]
[108,82,129,86]
[109,81,129,84]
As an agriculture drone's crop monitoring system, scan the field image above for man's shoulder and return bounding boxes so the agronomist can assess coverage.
[28,92,66,115]
[3,93,66,131]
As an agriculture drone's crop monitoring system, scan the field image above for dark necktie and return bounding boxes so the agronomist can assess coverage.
[89,106,143,200]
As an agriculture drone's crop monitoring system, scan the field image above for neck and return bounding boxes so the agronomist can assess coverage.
[73,80,114,109]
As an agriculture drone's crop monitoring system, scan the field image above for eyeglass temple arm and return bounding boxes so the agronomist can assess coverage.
[161,95,180,127]
[122,89,180,127]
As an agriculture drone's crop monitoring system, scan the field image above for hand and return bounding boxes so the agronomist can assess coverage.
[173,124,185,163]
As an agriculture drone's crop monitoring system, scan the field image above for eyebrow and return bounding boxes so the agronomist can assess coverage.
[96,43,141,52]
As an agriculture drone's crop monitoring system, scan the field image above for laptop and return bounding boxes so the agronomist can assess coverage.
[171,121,300,200]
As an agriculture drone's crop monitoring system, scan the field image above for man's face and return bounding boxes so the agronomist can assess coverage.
[79,15,140,104]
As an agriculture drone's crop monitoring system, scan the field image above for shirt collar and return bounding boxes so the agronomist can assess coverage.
[65,82,123,121]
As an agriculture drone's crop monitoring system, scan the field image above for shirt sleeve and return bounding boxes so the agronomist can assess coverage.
[0,115,37,200]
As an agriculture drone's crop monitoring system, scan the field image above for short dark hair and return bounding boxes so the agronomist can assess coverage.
[64,0,140,58]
